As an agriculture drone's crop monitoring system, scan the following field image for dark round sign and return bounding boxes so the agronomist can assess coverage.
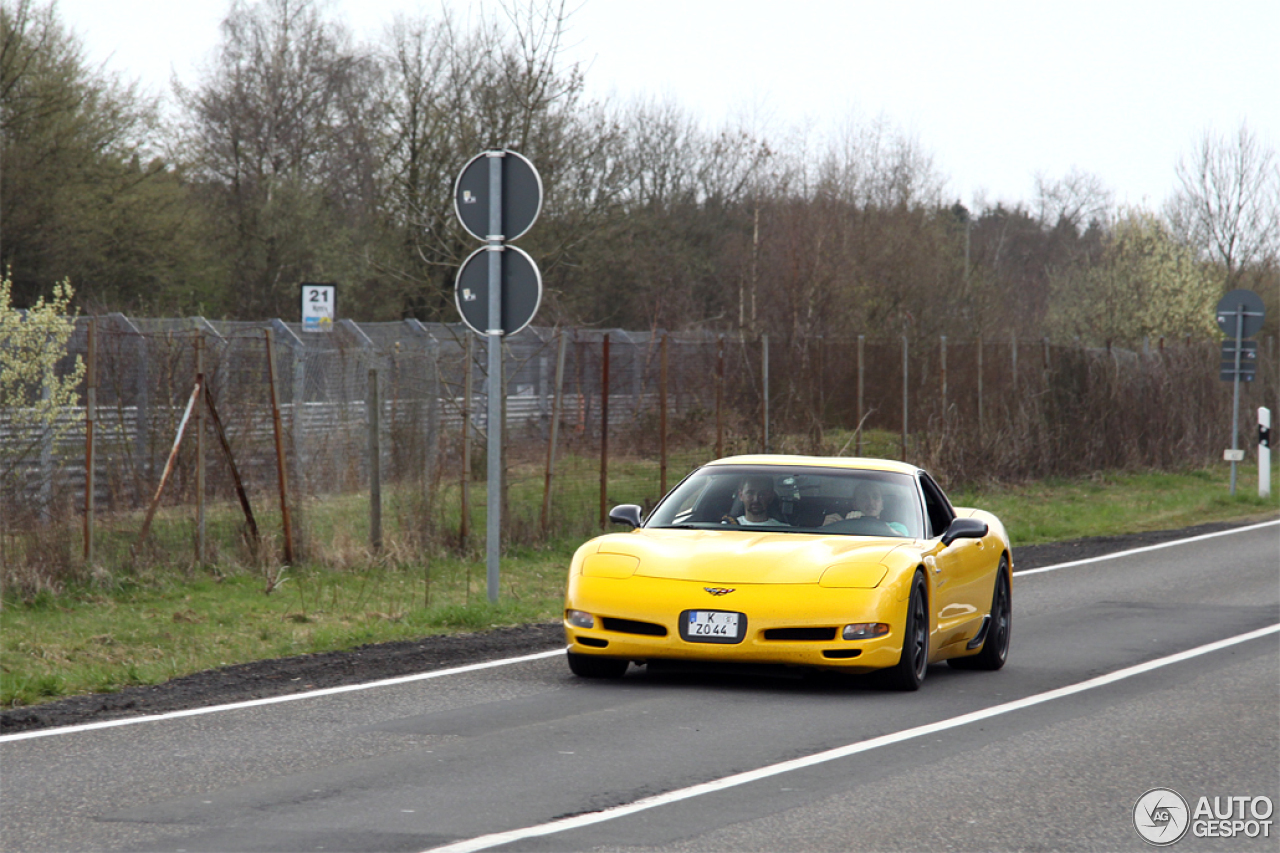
[1215,289,1266,338]
[454,150,543,242]
[454,245,542,337]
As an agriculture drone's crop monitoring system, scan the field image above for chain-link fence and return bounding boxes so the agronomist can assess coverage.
[2,316,1276,578]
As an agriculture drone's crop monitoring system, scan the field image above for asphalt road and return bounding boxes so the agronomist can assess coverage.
[2,522,1277,853]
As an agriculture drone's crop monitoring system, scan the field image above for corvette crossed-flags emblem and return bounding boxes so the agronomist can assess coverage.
[703,587,735,596]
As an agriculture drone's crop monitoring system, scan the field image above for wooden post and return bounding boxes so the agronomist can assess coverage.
[203,384,259,546]
[977,335,984,435]
[39,363,52,516]
[135,378,203,555]
[716,336,724,458]
[195,333,206,564]
[540,330,567,532]
[857,334,864,456]
[1043,336,1051,390]
[600,334,610,529]
[265,329,294,564]
[83,318,96,564]
[761,332,770,453]
[1011,331,1018,397]
[901,335,909,461]
[368,368,382,552]
[940,335,948,429]
[660,333,668,497]
[817,335,826,434]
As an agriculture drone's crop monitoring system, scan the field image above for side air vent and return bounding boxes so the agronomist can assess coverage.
[763,627,838,641]
[600,617,668,637]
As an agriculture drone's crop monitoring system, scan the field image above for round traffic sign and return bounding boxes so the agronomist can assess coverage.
[1215,289,1266,338]
[454,150,543,242]
[454,245,542,337]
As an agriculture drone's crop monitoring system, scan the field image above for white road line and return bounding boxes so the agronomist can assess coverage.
[0,649,565,743]
[1013,519,1279,576]
[3,520,1274,743]
[423,623,1280,853]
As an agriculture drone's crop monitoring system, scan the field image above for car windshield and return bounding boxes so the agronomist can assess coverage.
[645,465,923,538]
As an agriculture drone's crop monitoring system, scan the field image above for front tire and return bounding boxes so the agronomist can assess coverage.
[567,652,628,679]
[950,555,1011,671]
[881,571,929,691]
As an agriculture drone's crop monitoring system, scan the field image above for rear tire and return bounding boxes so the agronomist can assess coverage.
[567,652,628,679]
[881,571,928,691]
[949,556,1011,671]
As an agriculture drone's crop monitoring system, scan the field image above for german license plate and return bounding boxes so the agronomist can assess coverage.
[681,610,743,643]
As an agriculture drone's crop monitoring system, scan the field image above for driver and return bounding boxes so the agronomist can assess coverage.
[726,475,786,526]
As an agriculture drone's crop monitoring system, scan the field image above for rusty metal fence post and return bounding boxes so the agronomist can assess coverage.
[660,333,668,497]
[599,333,610,529]
[368,368,382,552]
[265,328,295,565]
[83,317,96,564]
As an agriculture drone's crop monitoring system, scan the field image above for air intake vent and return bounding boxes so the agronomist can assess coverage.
[763,627,837,641]
[600,617,667,636]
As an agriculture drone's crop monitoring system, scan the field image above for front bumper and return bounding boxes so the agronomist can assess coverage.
[564,574,909,672]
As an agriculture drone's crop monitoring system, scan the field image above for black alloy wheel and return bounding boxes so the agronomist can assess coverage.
[882,571,929,691]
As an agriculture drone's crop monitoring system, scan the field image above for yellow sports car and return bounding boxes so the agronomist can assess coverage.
[564,455,1011,690]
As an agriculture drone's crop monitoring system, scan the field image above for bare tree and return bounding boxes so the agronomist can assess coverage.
[176,0,379,318]
[374,0,638,321]
[1167,122,1280,284]
[1033,167,1113,231]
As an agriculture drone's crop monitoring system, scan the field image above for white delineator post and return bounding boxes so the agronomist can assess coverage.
[1260,408,1272,499]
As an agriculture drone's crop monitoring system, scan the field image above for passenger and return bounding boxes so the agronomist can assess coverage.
[825,481,909,535]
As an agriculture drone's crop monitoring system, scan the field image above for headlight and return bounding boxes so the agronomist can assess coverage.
[842,622,890,640]
[566,610,595,629]
[581,553,640,578]
[819,563,888,588]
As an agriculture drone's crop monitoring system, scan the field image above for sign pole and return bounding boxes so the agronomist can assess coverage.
[1230,305,1243,496]
[486,151,503,603]
[454,147,542,602]
[1215,290,1266,498]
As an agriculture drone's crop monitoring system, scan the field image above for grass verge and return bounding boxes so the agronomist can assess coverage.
[3,460,1277,708]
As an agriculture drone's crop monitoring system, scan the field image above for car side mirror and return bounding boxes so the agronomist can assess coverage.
[608,504,643,529]
[941,517,988,547]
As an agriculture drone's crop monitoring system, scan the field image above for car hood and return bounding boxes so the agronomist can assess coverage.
[594,528,909,584]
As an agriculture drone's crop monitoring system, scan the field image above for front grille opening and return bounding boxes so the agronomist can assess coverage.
[600,617,668,637]
[763,627,838,641]
[823,648,862,659]
[577,636,608,648]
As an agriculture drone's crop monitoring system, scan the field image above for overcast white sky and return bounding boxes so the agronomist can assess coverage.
[52,0,1280,211]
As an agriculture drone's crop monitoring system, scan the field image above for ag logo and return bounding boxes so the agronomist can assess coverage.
[1134,788,1190,846]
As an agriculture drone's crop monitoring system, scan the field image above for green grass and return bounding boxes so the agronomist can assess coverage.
[2,454,1276,708]
[948,464,1278,545]
[1,547,571,708]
